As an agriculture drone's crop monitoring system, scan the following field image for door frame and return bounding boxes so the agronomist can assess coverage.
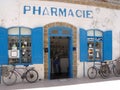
[48,26,73,79]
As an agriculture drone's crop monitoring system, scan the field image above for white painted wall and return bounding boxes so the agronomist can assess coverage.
[0,0,120,79]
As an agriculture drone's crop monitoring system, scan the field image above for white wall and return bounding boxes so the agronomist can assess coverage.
[0,0,120,79]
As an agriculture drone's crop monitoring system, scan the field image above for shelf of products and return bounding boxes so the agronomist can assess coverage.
[8,36,19,64]
[21,36,31,63]
[50,37,69,58]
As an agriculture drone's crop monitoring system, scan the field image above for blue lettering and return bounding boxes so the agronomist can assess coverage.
[43,7,49,15]
[76,10,82,17]
[68,9,74,17]
[33,6,41,15]
[23,5,93,19]
[83,10,86,18]
[59,8,66,17]
[51,7,57,16]
[24,6,31,14]
[86,10,93,18]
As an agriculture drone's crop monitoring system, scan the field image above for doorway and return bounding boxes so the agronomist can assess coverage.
[50,37,70,79]
[48,26,73,79]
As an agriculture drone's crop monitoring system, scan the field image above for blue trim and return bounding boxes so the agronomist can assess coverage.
[48,36,51,79]
[68,37,73,78]
[48,26,73,79]
[8,26,31,30]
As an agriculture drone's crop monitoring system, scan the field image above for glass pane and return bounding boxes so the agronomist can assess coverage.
[87,30,94,36]
[8,36,19,64]
[88,38,94,41]
[62,30,69,34]
[95,42,102,60]
[95,37,103,42]
[21,36,31,63]
[51,30,58,34]
[21,28,31,35]
[95,30,103,37]
[8,28,19,35]
[88,41,94,60]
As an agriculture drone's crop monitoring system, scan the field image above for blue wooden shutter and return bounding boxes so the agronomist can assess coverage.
[32,27,43,64]
[80,28,87,62]
[0,27,8,64]
[103,31,112,61]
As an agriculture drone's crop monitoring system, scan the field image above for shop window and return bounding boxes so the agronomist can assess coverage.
[87,30,103,61]
[8,27,31,64]
[80,28,112,62]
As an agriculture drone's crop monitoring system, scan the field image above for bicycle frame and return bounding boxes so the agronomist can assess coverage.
[12,67,28,79]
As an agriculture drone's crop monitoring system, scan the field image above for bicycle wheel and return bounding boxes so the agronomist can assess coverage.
[87,67,97,79]
[2,71,17,86]
[100,65,110,79]
[25,69,39,83]
[113,65,120,77]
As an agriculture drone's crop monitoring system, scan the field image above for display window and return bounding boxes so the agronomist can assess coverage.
[87,30,103,61]
[80,28,112,62]
[8,27,31,64]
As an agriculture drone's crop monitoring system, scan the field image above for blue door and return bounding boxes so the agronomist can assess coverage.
[0,27,8,64]
[48,26,73,79]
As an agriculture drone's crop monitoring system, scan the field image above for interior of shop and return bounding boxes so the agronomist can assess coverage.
[50,37,69,79]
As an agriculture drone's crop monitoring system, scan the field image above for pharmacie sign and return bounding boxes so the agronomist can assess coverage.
[23,5,93,19]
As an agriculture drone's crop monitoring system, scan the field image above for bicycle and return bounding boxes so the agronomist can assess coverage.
[2,65,39,86]
[87,62,109,79]
[101,59,120,78]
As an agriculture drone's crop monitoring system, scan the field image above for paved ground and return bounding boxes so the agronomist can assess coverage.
[0,76,120,90]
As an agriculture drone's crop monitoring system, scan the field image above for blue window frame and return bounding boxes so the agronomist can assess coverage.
[87,29,103,62]
[80,28,112,62]
[8,27,32,65]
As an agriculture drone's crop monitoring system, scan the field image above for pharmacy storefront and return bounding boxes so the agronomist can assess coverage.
[0,0,120,80]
